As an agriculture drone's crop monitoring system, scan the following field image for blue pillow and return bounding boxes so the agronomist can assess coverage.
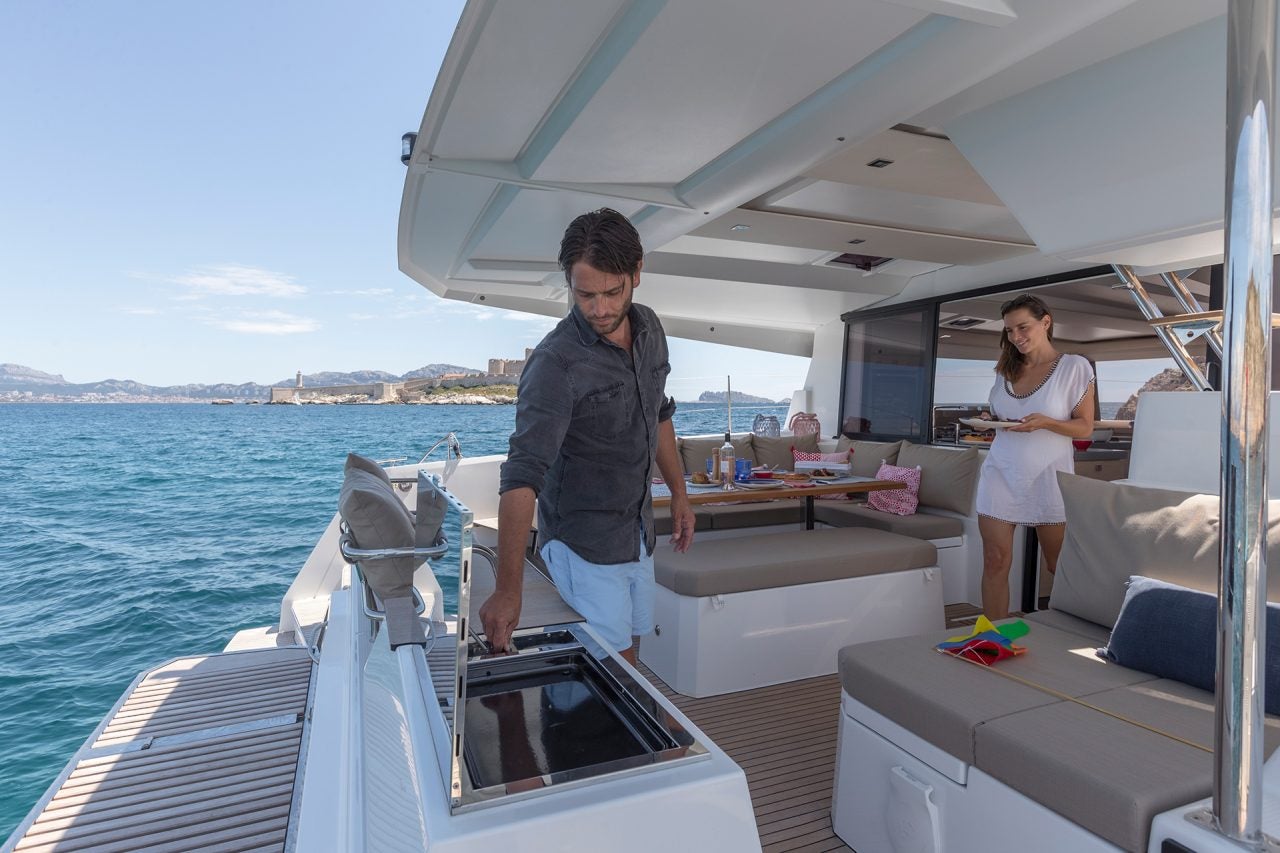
[1101,576,1280,714]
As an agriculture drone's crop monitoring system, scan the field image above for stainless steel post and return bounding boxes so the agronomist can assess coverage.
[1160,270,1225,359]
[1215,0,1274,841]
[1111,264,1211,390]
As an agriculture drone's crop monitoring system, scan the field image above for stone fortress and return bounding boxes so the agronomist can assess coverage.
[268,350,533,404]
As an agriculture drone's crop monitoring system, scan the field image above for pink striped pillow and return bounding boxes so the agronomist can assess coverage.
[867,463,921,516]
[791,448,851,465]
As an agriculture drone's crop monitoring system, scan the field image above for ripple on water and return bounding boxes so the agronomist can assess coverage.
[0,400,787,836]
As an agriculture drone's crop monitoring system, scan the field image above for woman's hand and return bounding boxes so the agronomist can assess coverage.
[1008,412,1055,432]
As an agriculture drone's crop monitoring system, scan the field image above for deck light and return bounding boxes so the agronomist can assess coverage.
[847,239,866,245]
[866,158,894,168]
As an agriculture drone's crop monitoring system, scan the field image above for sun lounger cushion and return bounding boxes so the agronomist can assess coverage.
[895,442,980,514]
[1021,609,1111,644]
[655,527,935,597]
[813,503,964,539]
[974,679,1280,852]
[838,621,1155,764]
[752,432,818,470]
[1049,474,1280,629]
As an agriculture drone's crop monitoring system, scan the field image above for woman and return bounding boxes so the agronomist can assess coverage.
[974,294,1095,618]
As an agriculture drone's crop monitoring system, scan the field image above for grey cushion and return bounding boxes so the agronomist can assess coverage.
[896,442,980,514]
[836,439,903,477]
[345,451,392,486]
[1022,609,1112,645]
[1050,474,1280,629]
[338,467,424,647]
[651,504,712,536]
[700,501,806,529]
[814,503,964,539]
[751,432,818,471]
[655,527,936,597]
[679,434,756,474]
[838,622,1156,763]
[974,680,1280,852]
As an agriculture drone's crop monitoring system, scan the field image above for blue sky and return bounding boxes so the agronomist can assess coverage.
[0,1,810,401]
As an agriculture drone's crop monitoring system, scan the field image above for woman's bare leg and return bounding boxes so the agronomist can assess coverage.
[979,515,1017,619]
[1036,523,1067,576]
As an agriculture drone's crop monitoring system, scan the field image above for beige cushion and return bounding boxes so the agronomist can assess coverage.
[751,432,819,471]
[679,433,756,474]
[699,501,806,529]
[814,503,964,539]
[975,680,1280,852]
[1050,474,1280,629]
[836,439,903,477]
[345,451,392,486]
[895,442,980,514]
[1022,609,1112,644]
[655,527,936,597]
[650,504,713,536]
[838,622,1156,764]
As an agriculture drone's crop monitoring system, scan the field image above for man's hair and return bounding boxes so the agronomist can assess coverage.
[558,208,643,285]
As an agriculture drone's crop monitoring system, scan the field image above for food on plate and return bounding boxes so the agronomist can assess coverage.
[691,471,711,484]
[776,472,811,481]
[962,433,995,443]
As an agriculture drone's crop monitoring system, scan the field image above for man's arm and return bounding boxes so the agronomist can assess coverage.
[655,419,695,553]
[478,486,536,652]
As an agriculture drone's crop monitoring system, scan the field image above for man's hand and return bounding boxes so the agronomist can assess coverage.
[478,589,521,653]
[668,496,696,553]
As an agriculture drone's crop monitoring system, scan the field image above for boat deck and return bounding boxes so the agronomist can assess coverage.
[634,662,851,853]
[6,646,313,853]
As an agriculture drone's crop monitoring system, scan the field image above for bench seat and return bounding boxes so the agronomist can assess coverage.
[834,609,1280,852]
[641,527,944,697]
[655,527,936,596]
[814,502,964,539]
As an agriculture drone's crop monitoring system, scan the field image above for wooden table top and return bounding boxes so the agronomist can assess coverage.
[651,478,905,506]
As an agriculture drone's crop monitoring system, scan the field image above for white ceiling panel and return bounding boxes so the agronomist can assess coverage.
[432,0,626,161]
[655,234,831,265]
[532,0,925,183]
[767,180,1031,242]
[807,127,1006,205]
[693,208,1035,265]
[470,187,647,262]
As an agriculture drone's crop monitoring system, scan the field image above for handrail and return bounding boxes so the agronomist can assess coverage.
[418,432,463,464]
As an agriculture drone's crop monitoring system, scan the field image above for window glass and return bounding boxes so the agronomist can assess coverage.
[840,306,935,441]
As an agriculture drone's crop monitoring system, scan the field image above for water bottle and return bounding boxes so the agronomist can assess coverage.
[720,432,735,490]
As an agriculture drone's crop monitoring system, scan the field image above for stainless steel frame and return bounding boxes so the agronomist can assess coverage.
[1215,0,1275,842]
[450,622,710,813]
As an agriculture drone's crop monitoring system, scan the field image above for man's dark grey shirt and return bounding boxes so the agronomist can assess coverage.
[499,302,675,564]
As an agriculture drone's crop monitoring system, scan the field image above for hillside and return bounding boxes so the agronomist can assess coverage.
[0,363,482,402]
[696,390,786,405]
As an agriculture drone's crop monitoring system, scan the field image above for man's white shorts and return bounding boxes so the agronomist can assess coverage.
[540,536,655,652]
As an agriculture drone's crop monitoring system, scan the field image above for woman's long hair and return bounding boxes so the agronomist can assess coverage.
[995,294,1053,381]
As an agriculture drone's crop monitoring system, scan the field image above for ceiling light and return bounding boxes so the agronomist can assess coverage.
[866,158,894,168]
[730,224,751,232]
[847,238,865,245]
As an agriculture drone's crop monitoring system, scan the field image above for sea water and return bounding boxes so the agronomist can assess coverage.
[0,400,788,837]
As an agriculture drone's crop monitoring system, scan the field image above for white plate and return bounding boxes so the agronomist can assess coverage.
[959,417,1021,430]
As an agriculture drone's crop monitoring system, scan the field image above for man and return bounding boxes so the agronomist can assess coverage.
[479,208,696,664]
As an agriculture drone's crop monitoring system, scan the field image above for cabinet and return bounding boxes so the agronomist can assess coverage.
[1073,456,1129,481]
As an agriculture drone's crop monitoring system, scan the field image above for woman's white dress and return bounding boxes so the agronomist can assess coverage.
[975,353,1095,525]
